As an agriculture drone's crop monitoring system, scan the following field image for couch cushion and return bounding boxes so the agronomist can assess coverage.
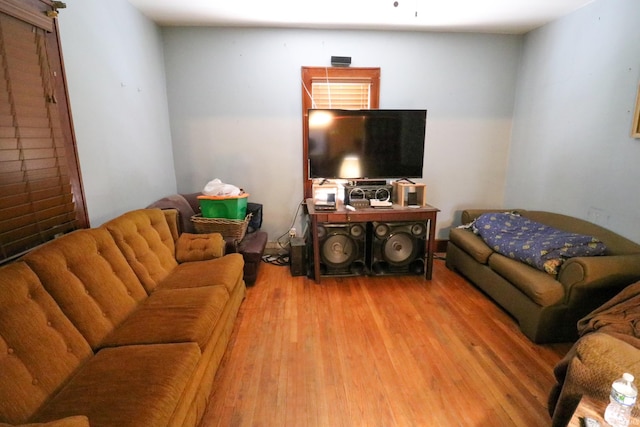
[100,286,229,351]
[448,228,494,264]
[488,253,565,306]
[23,229,149,350]
[157,253,245,294]
[175,232,225,263]
[33,343,201,427]
[0,263,92,425]
[103,209,178,293]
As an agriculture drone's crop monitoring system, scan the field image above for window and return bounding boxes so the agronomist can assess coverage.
[309,81,372,109]
[301,66,380,198]
[0,0,88,263]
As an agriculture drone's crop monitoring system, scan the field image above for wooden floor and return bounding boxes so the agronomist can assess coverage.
[199,258,573,427]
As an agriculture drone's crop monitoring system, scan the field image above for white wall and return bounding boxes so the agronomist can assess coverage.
[57,0,176,226]
[508,0,640,243]
[162,28,522,240]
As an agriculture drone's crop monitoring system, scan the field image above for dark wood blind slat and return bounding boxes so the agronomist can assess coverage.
[0,175,66,195]
[0,136,16,148]
[26,166,69,180]
[0,184,68,209]
[0,180,25,197]
[0,127,14,137]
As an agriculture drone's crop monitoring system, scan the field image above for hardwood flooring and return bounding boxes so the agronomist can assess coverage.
[200,258,572,427]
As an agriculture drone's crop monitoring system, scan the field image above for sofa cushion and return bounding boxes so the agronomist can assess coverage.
[175,232,225,263]
[23,229,149,350]
[100,286,229,351]
[33,343,201,427]
[103,209,179,293]
[488,253,565,306]
[158,253,245,294]
[449,228,493,264]
[0,263,92,425]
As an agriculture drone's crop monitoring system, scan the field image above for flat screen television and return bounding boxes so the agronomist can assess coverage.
[307,109,427,180]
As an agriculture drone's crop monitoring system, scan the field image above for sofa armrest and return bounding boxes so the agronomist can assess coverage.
[162,209,181,243]
[175,232,225,263]
[555,254,640,322]
[559,254,640,294]
[550,333,640,426]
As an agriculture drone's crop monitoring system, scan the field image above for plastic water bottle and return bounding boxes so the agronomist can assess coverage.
[604,372,637,427]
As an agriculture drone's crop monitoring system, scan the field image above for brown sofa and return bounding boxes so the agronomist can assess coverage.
[446,209,640,343]
[549,280,640,426]
[0,208,246,427]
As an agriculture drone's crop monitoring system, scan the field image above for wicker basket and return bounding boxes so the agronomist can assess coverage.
[190,214,251,241]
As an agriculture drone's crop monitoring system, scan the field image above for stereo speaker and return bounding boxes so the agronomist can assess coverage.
[331,56,351,67]
[290,237,307,277]
[370,221,426,276]
[344,184,393,205]
[317,222,367,276]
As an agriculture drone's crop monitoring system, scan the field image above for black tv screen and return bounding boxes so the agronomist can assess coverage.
[307,109,427,179]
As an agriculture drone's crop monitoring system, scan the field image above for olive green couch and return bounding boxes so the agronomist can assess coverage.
[446,209,640,343]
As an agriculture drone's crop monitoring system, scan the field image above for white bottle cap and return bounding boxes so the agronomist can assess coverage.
[623,373,635,382]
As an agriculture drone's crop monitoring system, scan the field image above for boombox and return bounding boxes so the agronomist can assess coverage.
[344,184,393,205]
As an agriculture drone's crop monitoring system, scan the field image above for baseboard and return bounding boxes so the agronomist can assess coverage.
[264,241,288,255]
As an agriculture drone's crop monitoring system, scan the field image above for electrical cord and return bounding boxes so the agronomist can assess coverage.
[262,199,306,267]
[262,253,290,266]
[274,198,306,250]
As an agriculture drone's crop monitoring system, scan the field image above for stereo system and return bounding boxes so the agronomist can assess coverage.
[311,220,427,278]
[344,184,394,206]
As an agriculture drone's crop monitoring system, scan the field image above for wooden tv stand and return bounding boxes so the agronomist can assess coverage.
[306,199,439,283]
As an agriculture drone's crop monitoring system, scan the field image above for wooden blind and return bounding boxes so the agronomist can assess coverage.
[0,12,78,262]
[311,81,371,109]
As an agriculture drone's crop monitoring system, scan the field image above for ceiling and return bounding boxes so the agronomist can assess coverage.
[127,0,595,34]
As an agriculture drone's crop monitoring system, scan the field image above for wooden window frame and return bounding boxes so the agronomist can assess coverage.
[301,66,380,199]
[0,0,88,263]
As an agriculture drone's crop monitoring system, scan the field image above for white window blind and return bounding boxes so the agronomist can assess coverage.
[311,81,371,109]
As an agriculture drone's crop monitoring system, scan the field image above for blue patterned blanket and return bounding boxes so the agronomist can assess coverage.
[471,212,607,275]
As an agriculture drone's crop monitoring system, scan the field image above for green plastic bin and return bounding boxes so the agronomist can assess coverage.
[197,193,249,219]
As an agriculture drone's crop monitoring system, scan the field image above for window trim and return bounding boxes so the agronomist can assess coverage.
[301,66,380,199]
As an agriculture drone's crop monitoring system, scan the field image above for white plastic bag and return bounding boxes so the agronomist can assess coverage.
[202,178,242,196]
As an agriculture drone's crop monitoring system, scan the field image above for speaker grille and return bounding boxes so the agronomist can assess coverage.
[370,221,426,276]
[381,232,418,266]
[321,233,357,268]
